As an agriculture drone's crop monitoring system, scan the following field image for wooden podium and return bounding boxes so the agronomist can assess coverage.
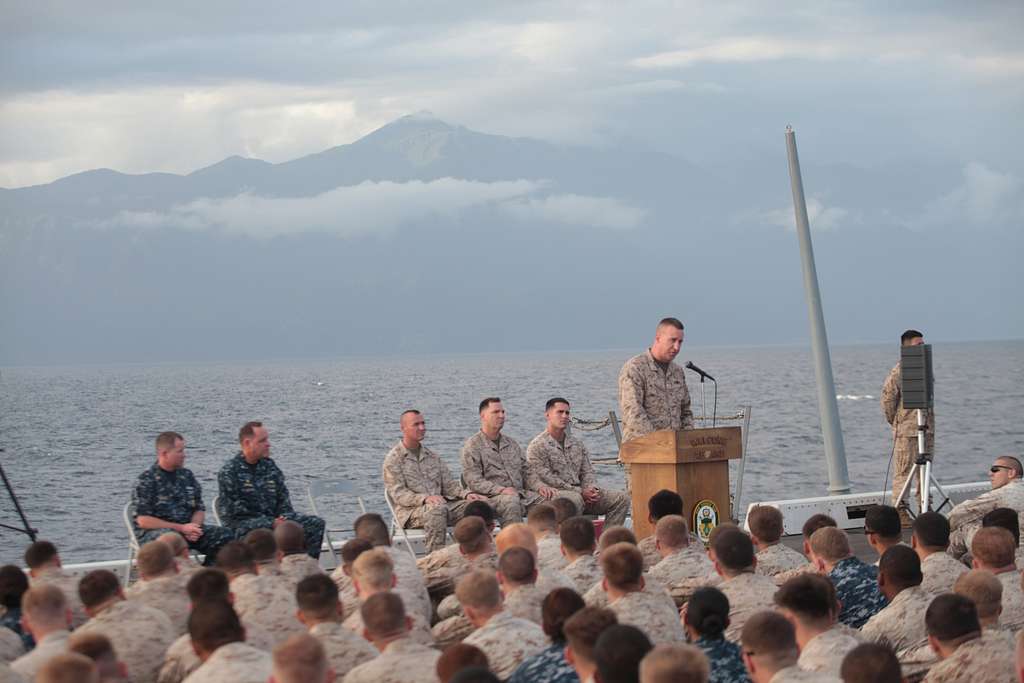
[619,427,742,540]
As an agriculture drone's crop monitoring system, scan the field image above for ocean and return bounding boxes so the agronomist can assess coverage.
[1,340,1021,565]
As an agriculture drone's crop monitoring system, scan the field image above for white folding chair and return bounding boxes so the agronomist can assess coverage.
[306,479,366,566]
[210,495,223,526]
[384,489,428,561]
[121,502,139,587]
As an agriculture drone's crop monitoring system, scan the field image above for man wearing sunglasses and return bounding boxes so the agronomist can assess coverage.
[947,455,1024,559]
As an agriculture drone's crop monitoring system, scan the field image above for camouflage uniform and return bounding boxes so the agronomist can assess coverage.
[383,441,470,553]
[181,642,271,683]
[28,567,87,629]
[216,453,325,557]
[343,591,435,648]
[772,561,818,586]
[230,573,305,644]
[882,362,936,515]
[278,553,324,592]
[647,545,719,607]
[126,574,191,634]
[768,666,841,682]
[947,480,1024,558]
[920,551,968,595]
[10,630,68,680]
[385,546,433,623]
[342,636,440,683]
[718,572,779,642]
[995,569,1024,630]
[463,611,548,680]
[695,636,751,683]
[419,547,497,599]
[308,621,378,679]
[636,535,663,570]
[859,585,931,652]
[0,663,23,683]
[526,431,630,526]
[796,627,860,677]
[508,642,578,683]
[608,589,686,645]
[921,630,1017,683]
[827,557,887,629]
[460,432,541,526]
[431,614,475,649]
[755,543,808,578]
[432,553,499,619]
[157,620,275,683]
[75,599,176,683]
[0,630,19,666]
[563,553,602,594]
[584,573,671,608]
[536,534,568,571]
[132,462,236,564]
[503,583,546,625]
[328,569,363,621]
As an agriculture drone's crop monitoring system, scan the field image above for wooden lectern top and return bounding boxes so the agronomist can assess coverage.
[619,426,742,465]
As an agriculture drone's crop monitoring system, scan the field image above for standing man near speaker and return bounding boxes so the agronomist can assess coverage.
[882,329,936,526]
[617,318,694,493]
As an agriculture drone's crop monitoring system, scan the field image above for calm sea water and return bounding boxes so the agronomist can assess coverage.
[1,341,1021,565]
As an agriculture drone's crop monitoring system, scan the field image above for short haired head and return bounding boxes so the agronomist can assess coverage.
[77,570,120,609]
[542,587,585,643]
[912,512,950,550]
[864,505,901,540]
[740,611,798,669]
[498,547,536,586]
[352,548,395,590]
[495,523,537,557]
[296,573,341,621]
[215,541,256,575]
[274,520,306,555]
[36,652,99,683]
[550,497,579,522]
[982,507,1020,546]
[774,574,837,622]
[801,514,837,539]
[189,600,244,653]
[243,528,278,562]
[684,587,729,638]
[971,526,1015,568]
[639,644,710,683]
[238,420,263,444]
[711,528,755,573]
[598,526,637,551]
[436,643,490,683]
[600,543,644,590]
[478,397,501,414]
[157,532,189,557]
[527,503,557,532]
[453,516,491,554]
[155,431,183,452]
[995,456,1024,479]
[648,490,684,521]
[450,668,500,683]
[746,506,784,544]
[0,564,29,610]
[340,538,373,566]
[22,584,67,623]
[840,643,902,683]
[658,317,684,331]
[186,569,231,604]
[560,517,597,554]
[808,527,851,563]
[878,545,923,590]
[595,624,653,683]
[272,633,329,683]
[455,570,501,611]
[564,606,618,664]
[901,329,924,345]
[464,500,497,527]
[545,397,570,412]
[136,540,175,579]
[360,591,406,639]
[24,541,59,569]
[655,515,690,550]
[354,513,391,547]
[954,570,1003,621]
[67,632,119,677]
[925,593,981,643]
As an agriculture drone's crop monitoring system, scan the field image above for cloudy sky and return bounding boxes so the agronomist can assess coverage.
[2,1,1022,188]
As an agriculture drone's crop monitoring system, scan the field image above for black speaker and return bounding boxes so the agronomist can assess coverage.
[900,344,934,410]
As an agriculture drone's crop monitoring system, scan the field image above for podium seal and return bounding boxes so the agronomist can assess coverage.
[693,499,719,545]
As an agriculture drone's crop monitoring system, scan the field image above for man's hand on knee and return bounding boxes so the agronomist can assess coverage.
[425,495,445,506]
[500,487,518,496]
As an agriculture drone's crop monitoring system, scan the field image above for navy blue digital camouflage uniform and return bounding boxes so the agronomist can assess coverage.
[131,463,236,564]
[508,642,579,683]
[828,556,888,629]
[0,607,34,651]
[696,636,751,683]
[216,453,325,557]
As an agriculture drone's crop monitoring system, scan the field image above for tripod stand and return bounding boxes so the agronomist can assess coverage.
[0,449,37,542]
[893,409,951,517]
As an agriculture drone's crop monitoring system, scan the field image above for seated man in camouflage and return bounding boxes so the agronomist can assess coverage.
[923,593,1016,683]
[217,421,325,558]
[947,455,1024,558]
[745,505,806,577]
[383,409,486,553]
[525,398,630,527]
[132,431,235,565]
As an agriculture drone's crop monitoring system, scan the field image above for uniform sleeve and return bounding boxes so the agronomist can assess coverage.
[618,362,655,439]
[190,472,205,512]
[881,366,901,427]
[525,439,550,491]
[461,439,501,496]
[273,463,295,516]
[133,471,156,517]
[438,459,464,500]
[680,381,694,431]
[383,451,427,507]
[579,441,598,491]
[947,490,997,531]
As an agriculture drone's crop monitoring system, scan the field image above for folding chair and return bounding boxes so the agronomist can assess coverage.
[384,489,430,561]
[306,479,366,567]
[210,495,223,526]
[122,502,139,587]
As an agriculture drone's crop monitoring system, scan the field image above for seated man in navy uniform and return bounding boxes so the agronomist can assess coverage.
[132,431,235,564]
[217,421,326,557]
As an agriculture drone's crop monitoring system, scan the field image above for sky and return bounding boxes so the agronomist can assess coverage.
[2,1,1022,188]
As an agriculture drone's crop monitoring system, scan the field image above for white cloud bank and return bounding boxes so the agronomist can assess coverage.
[916,162,1023,228]
[761,196,850,232]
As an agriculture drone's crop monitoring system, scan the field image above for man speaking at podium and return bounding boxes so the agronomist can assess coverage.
[617,317,695,492]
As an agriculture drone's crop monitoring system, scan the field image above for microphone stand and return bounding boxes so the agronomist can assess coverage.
[0,449,38,542]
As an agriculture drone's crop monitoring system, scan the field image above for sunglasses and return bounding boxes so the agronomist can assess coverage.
[990,465,1013,473]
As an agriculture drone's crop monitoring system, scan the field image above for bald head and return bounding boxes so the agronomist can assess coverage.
[496,523,538,558]
[274,520,306,556]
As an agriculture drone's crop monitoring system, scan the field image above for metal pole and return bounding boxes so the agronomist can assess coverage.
[785,126,850,494]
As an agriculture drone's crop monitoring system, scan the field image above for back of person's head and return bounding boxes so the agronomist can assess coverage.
[243,528,278,563]
[186,569,230,604]
[360,591,406,639]
[599,526,637,551]
[878,544,923,590]
[464,500,497,528]
[600,543,644,590]
[774,574,837,623]
[78,570,120,609]
[953,570,1003,622]
[655,515,690,550]
[982,507,1021,547]
[864,505,901,540]
[684,587,729,639]
[925,593,981,643]
[0,564,29,610]
[551,497,579,523]
[809,527,851,563]
[747,506,785,544]
[971,526,1015,568]
[495,523,537,556]
[498,547,536,586]
[449,667,500,683]
[648,490,684,521]
[560,517,597,554]
[68,632,122,680]
[801,514,837,540]
[296,573,341,620]
[595,624,653,683]
[912,512,951,550]
[272,633,329,683]
[711,528,755,573]
[274,520,306,555]
[639,644,710,683]
[436,643,490,683]
[22,583,67,623]
[352,548,395,590]
[354,513,391,547]
[705,523,737,553]
[542,587,585,643]
[188,600,244,654]
[564,606,618,665]
[24,541,59,569]
[740,611,798,670]
[136,540,175,579]
[455,570,501,611]
[214,541,256,575]
[527,503,558,532]
[901,329,924,345]
[840,642,902,683]
[36,652,99,683]
[157,531,189,557]
[454,517,490,554]
[340,538,373,566]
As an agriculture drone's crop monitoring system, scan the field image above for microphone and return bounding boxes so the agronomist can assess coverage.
[685,361,715,382]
